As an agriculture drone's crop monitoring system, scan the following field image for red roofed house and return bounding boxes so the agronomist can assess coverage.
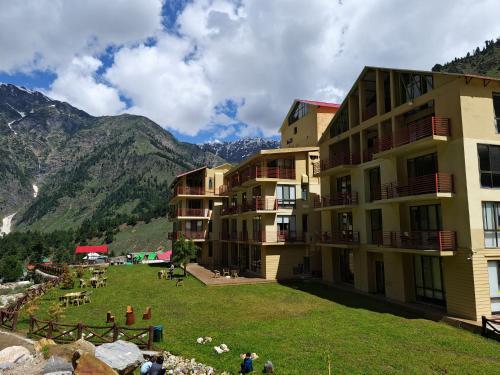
[75,245,109,254]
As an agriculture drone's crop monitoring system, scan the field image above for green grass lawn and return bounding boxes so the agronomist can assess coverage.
[19,265,500,374]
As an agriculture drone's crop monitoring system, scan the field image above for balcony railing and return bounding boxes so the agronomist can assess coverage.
[168,231,206,241]
[174,208,209,217]
[243,197,278,212]
[377,116,450,152]
[174,186,205,196]
[374,230,457,251]
[371,173,453,201]
[318,231,360,244]
[313,192,358,208]
[221,205,240,216]
[251,230,306,243]
[319,152,360,173]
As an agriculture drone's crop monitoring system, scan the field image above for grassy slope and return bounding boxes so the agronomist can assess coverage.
[20,265,500,374]
[89,217,172,255]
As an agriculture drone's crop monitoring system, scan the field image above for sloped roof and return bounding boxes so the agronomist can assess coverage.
[298,99,340,108]
[75,245,108,254]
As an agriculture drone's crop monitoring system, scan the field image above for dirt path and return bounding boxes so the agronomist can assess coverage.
[0,331,34,353]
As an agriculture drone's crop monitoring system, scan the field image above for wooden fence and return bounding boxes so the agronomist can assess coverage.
[481,316,500,341]
[0,277,62,331]
[29,317,154,349]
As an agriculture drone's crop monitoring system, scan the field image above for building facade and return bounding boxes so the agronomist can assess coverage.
[168,164,231,259]
[315,67,500,321]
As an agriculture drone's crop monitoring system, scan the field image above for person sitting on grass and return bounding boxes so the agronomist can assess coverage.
[148,356,165,375]
[140,355,154,375]
[240,352,254,374]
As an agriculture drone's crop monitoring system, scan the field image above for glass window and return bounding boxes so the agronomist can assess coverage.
[407,153,438,178]
[288,102,309,125]
[250,246,261,273]
[208,242,213,257]
[483,202,500,248]
[369,209,382,244]
[410,205,442,231]
[478,144,500,188]
[336,175,351,193]
[493,93,500,133]
[301,184,308,200]
[340,249,354,284]
[277,215,296,233]
[414,255,445,304]
[276,185,296,207]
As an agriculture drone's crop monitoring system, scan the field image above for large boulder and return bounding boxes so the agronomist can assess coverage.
[48,338,96,362]
[95,340,142,374]
[43,355,73,374]
[73,353,117,375]
[34,338,57,352]
[0,346,32,365]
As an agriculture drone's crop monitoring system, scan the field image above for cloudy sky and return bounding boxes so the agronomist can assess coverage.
[0,0,498,143]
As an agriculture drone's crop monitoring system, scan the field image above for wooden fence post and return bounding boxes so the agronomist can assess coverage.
[47,321,53,339]
[77,322,83,340]
[29,316,34,334]
[147,326,154,350]
[112,324,118,342]
[11,311,18,331]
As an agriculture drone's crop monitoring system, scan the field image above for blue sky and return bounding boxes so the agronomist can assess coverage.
[0,0,497,144]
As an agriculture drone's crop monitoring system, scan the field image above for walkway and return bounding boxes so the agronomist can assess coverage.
[187,263,275,286]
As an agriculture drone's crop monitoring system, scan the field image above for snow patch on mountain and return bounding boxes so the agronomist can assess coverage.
[33,184,38,198]
[200,137,280,163]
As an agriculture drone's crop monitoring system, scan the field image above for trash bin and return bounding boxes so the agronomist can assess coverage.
[153,325,163,342]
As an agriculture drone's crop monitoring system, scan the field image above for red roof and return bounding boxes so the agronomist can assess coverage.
[298,99,340,108]
[175,166,207,179]
[75,245,109,254]
[157,251,172,261]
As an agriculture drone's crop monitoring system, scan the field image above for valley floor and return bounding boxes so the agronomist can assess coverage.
[18,265,500,374]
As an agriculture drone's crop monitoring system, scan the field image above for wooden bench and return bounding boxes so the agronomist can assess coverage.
[142,307,152,320]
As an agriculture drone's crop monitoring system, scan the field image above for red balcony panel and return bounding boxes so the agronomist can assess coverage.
[176,208,208,217]
[376,173,454,200]
[377,116,450,153]
[244,197,278,211]
[318,231,360,244]
[175,186,204,195]
[320,152,361,172]
[169,231,206,241]
[374,230,456,251]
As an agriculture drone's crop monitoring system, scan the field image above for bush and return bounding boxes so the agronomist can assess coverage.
[0,256,23,282]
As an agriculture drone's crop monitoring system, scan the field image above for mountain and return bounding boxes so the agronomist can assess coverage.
[199,137,280,162]
[0,83,225,233]
[432,38,500,77]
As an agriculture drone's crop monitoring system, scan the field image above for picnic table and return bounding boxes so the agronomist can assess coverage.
[90,277,108,288]
[60,292,85,307]
[92,269,106,276]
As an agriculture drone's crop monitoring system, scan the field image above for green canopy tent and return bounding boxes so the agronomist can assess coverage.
[134,252,146,262]
[147,253,158,261]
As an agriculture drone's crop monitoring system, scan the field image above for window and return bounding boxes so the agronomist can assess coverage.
[483,202,500,248]
[329,107,349,138]
[301,184,308,200]
[414,255,445,304]
[407,153,437,178]
[398,73,433,104]
[336,175,351,193]
[208,221,212,233]
[288,101,308,125]
[369,209,382,244]
[277,215,296,235]
[208,200,213,210]
[208,242,213,257]
[230,244,238,266]
[302,214,308,234]
[250,246,261,273]
[478,144,500,188]
[276,185,296,207]
[340,249,354,284]
[494,93,500,133]
[337,212,353,231]
[368,167,381,201]
[294,127,298,134]
[208,177,213,190]
[410,204,442,231]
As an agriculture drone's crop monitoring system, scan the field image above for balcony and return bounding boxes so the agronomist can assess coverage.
[224,167,296,191]
[374,230,457,251]
[371,173,454,202]
[251,230,306,243]
[173,208,209,218]
[168,231,206,241]
[173,185,205,196]
[316,152,360,175]
[243,197,278,212]
[313,192,358,209]
[221,205,240,216]
[318,231,360,245]
[376,116,450,156]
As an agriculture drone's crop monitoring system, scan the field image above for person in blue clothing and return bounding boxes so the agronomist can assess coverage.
[140,355,154,375]
[240,352,254,374]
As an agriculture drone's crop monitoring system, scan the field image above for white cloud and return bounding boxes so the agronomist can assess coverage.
[0,0,163,72]
[1,0,499,138]
[47,56,125,116]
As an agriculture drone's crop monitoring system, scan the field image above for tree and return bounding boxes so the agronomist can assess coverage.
[172,234,200,276]
[104,229,114,244]
[0,256,23,282]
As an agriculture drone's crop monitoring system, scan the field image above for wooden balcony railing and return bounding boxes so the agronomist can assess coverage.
[318,231,360,244]
[319,152,360,172]
[377,116,450,152]
[168,231,206,241]
[313,192,358,208]
[243,197,278,212]
[250,230,306,243]
[373,230,457,251]
[372,173,453,200]
[174,208,208,217]
[174,186,205,195]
